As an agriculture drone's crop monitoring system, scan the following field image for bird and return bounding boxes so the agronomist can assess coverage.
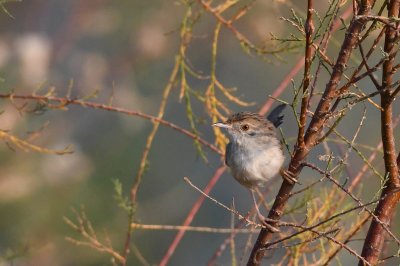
[213,104,293,231]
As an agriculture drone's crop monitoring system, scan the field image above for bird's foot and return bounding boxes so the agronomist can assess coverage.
[256,213,280,233]
[280,168,300,185]
[250,189,279,232]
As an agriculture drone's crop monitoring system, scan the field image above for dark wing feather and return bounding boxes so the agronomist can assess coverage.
[225,142,232,166]
[267,104,286,127]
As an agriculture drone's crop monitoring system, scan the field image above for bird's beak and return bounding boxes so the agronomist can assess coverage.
[212,122,231,129]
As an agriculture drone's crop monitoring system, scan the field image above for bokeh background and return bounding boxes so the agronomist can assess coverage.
[0,1,398,265]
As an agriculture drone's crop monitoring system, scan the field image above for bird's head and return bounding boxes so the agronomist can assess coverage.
[213,112,276,143]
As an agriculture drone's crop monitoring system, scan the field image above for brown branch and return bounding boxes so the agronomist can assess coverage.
[307,4,341,112]
[265,228,339,250]
[322,114,400,264]
[0,93,222,156]
[303,162,400,246]
[1,88,226,264]
[304,1,375,148]
[248,1,376,265]
[265,198,379,248]
[297,0,314,149]
[355,14,400,29]
[183,176,262,228]
[302,229,370,265]
[347,113,400,190]
[196,0,263,54]
[358,44,381,90]
[259,5,354,116]
[320,214,371,265]
[330,1,387,113]
[360,1,400,263]
[335,26,385,99]
[64,208,125,264]
[191,168,380,265]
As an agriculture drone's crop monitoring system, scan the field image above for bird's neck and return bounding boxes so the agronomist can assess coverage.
[231,135,277,150]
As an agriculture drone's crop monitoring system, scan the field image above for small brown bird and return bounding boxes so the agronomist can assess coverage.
[213,104,293,231]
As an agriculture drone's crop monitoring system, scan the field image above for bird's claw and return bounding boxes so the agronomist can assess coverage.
[256,213,280,232]
[281,169,299,185]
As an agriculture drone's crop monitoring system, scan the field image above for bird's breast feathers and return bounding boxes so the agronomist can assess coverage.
[227,143,284,188]
[245,147,284,179]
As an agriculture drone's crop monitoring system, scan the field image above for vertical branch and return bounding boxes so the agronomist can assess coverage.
[125,5,195,263]
[303,0,373,148]
[297,0,314,149]
[359,1,400,264]
[121,57,180,265]
[248,1,375,265]
[258,4,354,116]
[379,0,400,187]
[130,57,180,204]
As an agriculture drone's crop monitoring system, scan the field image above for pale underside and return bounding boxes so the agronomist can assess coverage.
[226,138,284,189]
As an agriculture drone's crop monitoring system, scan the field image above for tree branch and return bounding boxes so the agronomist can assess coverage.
[248,1,376,265]
[360,2,400,264]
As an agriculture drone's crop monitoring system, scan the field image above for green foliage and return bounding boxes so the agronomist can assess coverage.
[112,179,134,215]
[0,244,29,263]
[0,0,20,18]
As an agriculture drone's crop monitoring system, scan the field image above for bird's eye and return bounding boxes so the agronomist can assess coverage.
[240,124,250,131]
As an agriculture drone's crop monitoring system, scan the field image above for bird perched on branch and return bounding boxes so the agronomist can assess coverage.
[213,104,294,232]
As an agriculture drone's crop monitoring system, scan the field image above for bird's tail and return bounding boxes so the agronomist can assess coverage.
[267,104,286,127]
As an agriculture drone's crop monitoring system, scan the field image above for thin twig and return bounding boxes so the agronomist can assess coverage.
[302,162,400,247]
[0,93,222,155]
[183,177,261,228]
[131,223,259,234]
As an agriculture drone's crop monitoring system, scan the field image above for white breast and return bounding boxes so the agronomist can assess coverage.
[227,141,285,189]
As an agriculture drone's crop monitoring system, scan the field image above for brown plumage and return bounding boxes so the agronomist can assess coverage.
[212,104,290,232]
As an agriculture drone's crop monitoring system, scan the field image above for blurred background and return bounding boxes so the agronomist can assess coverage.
[0,0,398,265]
